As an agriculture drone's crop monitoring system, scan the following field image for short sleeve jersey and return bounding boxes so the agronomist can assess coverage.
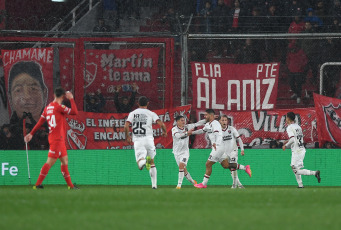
[222,125,240,153]
[41,102,72,143]
[171,123,197,155]
[203,120,222,145]
[286,123,305,153]
[126,108,160,141]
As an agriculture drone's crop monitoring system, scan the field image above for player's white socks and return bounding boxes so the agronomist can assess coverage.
[185,172,195,185]
[231,170,238,187]
[150,165,157,188]
[238,164,246,170]
[177,170,184,187]
[138,159,146,170]
[295,174,304,187]
[296,169,316,176]
[202,174,210,186]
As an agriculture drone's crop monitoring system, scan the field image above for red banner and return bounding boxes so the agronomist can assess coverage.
[2,48,54,122]
[59,47,74,92]
[83,48,161,107]
[314,93,341,147]
[192,108,318,148]
[191,62,280,111]
[65,105,191,149]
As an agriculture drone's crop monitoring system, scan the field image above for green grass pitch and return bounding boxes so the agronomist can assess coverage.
[0,185,340,230]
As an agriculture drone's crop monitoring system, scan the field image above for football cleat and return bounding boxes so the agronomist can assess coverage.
[245,165,252,177]
[152,187,157,189]
[176,186,181,189]
[193,180,197,185]
[297,186,304,189]
[238,185,245,189]
[33,184,44,189]
[194,183,207,189]
[231,185,237,189]
[68,183,80,190]
[315,170,321,183]
[146,156,152,171]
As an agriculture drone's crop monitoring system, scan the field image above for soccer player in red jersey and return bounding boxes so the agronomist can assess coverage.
[24,87,79,189]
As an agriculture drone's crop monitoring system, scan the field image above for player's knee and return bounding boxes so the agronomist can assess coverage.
[291,166,298,174]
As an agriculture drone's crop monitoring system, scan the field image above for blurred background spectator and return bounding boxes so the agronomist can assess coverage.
[114,83,138,113]
[85,89,106,113]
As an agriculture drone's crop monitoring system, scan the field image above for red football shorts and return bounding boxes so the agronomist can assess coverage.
[48,142,68,159]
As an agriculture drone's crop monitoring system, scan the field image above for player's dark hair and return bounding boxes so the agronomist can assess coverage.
[175,115,184,121]
[219,114,228,120]
[8,61,46,93]
[287,112,296,121]
[55,87,66,98]
[138,96,149,106]
[206,109,215,115]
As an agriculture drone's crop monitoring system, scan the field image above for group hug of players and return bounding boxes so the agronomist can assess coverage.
[24,87,321,189]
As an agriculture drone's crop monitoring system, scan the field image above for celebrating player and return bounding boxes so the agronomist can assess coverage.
[24,87,79,189]
[124,96,167,189]
[192,109,249,188]
[219,115,251,189]
[282,112,321,188]
[172,115,206,189]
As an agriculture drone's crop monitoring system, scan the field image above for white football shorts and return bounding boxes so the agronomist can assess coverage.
[291,150,306,168]
[174,152,190,166]
[208,144,226,163]
[134,137,156,162]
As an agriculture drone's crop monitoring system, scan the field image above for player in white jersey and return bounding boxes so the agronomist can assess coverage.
[283,112,321,188]
[172,115,206,189]
[219,115,251,189]
[192,109,242,188]
[124,96,167,189]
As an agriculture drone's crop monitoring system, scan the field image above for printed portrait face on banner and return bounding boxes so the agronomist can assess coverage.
[7,61,48,122]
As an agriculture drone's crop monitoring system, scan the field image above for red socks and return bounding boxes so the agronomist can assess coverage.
[35,163,51,186]
[61,165,74,188]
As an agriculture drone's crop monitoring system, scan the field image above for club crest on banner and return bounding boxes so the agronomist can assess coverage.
[84,62,97,88]
[66,118,87,149]
[323,103,341,143]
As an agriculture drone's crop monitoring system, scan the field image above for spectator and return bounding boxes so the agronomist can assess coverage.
[314,0,329,25]
[212,0,231,57]
[327,17,341,32]
[0,124,16,150]
[93,18,111,33]
[102,0,118,27]
[288,11,305,45]
[324,142,335,149]
[114,83,137,113]
[245,7,264,33]
[304,8,323,29]
[235,38,261,63]
[264,5,282,61]
[269,140,283,149]
[230,0,247,33]
[200,1,213,33]
[162,7,178,33]
[286,43,308,104]
[298,21,321,83]
[332,0,341,21]
[85,89,106,113]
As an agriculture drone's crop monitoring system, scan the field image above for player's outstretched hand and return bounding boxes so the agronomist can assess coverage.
[282,145,286,151]
[241,150,245,156]
[212,143,216,151]
[24,134,33,143]
[65,91,74,100]
[162,132,167,137]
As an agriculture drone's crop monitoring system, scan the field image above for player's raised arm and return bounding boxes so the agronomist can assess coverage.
[65,91,78,115]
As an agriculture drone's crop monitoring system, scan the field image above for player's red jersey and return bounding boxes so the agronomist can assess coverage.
[41,102,71,143]
[30,99,78,145]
